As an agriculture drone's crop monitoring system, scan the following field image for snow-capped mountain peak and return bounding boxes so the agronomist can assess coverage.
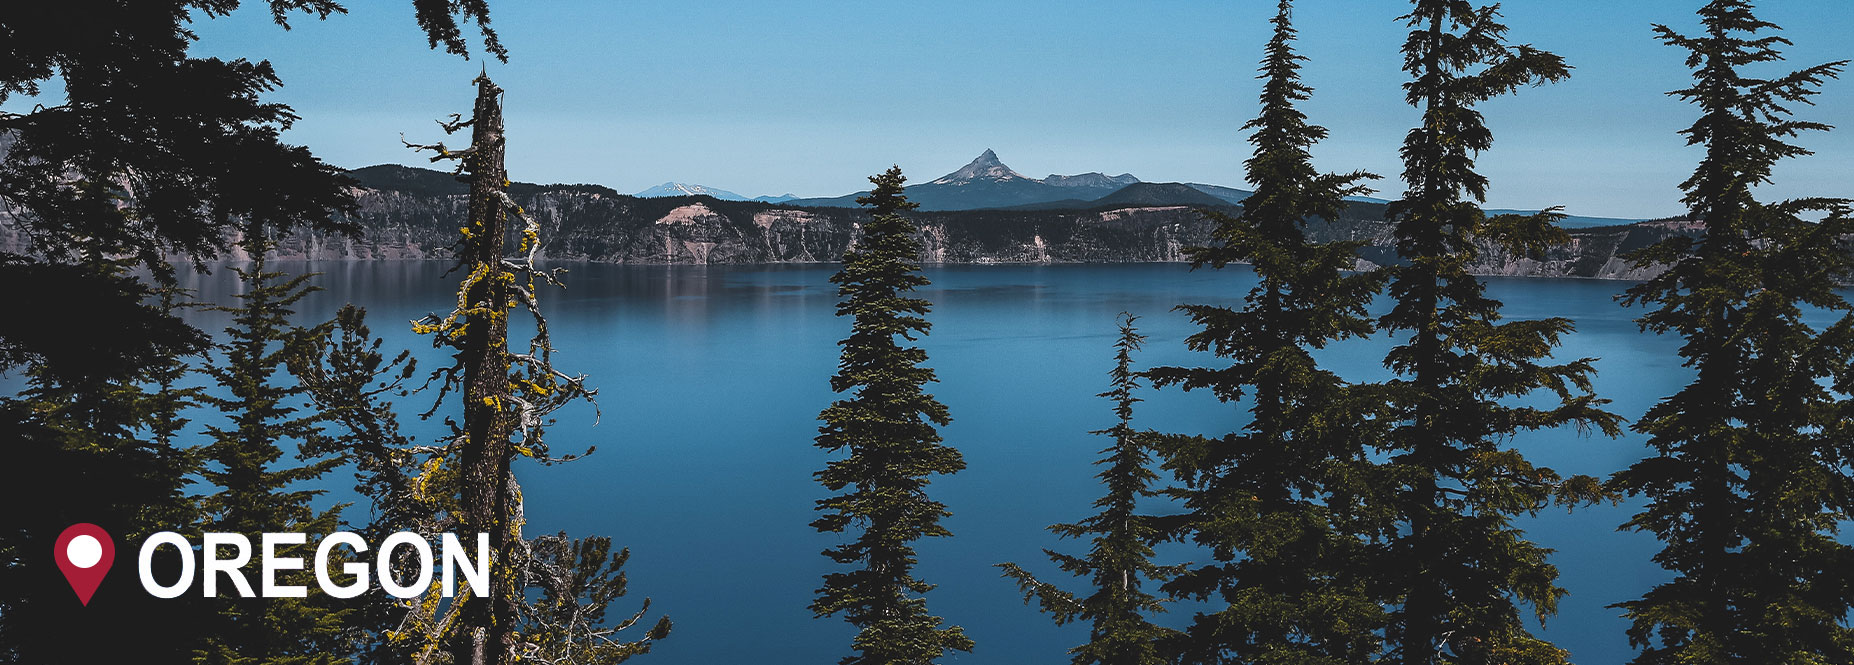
[636,182,748,200]
[930,149,1030,185]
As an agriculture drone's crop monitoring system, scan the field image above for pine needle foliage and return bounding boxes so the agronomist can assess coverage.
[1144,2,1390,663]
[1611,3,1854,663]
[0,260,208,664]
[1374,2,1622,664]
[1000,313,1182,665]
[516,533,673,665]
[196,228,354,665]
[287,304,432,665]
[813,166,973,665]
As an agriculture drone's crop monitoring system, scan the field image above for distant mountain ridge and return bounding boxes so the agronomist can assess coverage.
[571,149,1646,226]
[636,181,797,203]
[785,149,1178,211]
[1044,172,1138,189]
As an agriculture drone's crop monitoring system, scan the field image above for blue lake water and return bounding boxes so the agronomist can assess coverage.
[171,261,1694,664]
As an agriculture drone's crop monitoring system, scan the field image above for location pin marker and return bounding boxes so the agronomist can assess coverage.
[53,523,114,606]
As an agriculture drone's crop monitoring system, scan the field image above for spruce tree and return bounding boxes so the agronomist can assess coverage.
[1000,313,1181,665]
[196,228,354,665]
[812,165,972,665]
[1376,2,1620,663]
[1144,2,1387,662]
[1611,3,1854,663]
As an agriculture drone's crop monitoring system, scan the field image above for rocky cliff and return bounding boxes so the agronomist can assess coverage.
[0,164,1695,280]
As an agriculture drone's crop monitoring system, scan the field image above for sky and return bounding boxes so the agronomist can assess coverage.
[171,0,1854,219]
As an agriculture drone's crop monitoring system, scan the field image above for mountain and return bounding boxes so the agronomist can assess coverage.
[786,149,1137,211]
[1184,183,1254,205]
[349,164,469,197]
[929,148,1029,184]
[1091,182,1231,208]
[637,182,750,200]
[1003,181,1239,211]
[1043,172,1139,189]
[750,193,799,203]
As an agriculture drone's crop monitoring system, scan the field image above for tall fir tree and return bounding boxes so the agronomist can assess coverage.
[196,227,355,665]
[1611,3,1854,663]
[1000,313,1181,665]
[1144,2,1388,662]
[812,166,973,665]
[1375,2,1621,664]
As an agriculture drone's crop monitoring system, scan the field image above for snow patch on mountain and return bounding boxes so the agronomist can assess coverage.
[637,182,749,200]
[930,149,1031,185]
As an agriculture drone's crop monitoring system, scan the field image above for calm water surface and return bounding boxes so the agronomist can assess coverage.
[174,262,1691,665]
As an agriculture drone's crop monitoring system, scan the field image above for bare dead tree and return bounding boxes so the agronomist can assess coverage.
[380,72,659,665]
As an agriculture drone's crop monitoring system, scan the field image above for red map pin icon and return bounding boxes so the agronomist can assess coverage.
[54,523,114,606]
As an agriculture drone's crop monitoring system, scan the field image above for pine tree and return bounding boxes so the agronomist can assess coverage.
[1144,2,1388,662]
[0,258,209,665]
[812,165,972,665]
[0,0,506,376]
[517,533,674,665]
[0,5,505,660]
[1611,3,1854,663]
[1375,2,1621,663]
[288,304,432,665]
[1000,313,1181,665]
[195,228,354,665]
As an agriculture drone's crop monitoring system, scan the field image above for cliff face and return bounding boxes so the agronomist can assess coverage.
[260,185,1221,265]
[0,166,1695,280]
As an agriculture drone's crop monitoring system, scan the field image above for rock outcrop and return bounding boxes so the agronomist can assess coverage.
[0,164,1697,280]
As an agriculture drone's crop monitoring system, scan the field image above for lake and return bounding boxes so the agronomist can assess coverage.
[174,261,1687,664]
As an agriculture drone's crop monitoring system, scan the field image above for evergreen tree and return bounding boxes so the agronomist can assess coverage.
[1144,2,1387,662]
[812,166,973,665]
[1375,2,1620,663]
[288,305,432,665]
[0,258,209,665]
[517,533,674,665]
[1000,313,1181,665]
[0,9,354,652]
[1611,3,1854,663]
[0,4,502,656]
[195,228,354,665]
[0,0,504,369]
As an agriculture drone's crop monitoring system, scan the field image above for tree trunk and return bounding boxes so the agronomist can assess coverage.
[452,73,516,665]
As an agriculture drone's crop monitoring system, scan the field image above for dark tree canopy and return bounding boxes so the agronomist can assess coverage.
[1373,2,1620,664]
[1612,2,1854,663]
[1145,2,1388,662]
[0,2,506,662]
[812,166,973,665]
[195,229,354,664]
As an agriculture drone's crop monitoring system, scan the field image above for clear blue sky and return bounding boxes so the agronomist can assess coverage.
[181,0,1853,219]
